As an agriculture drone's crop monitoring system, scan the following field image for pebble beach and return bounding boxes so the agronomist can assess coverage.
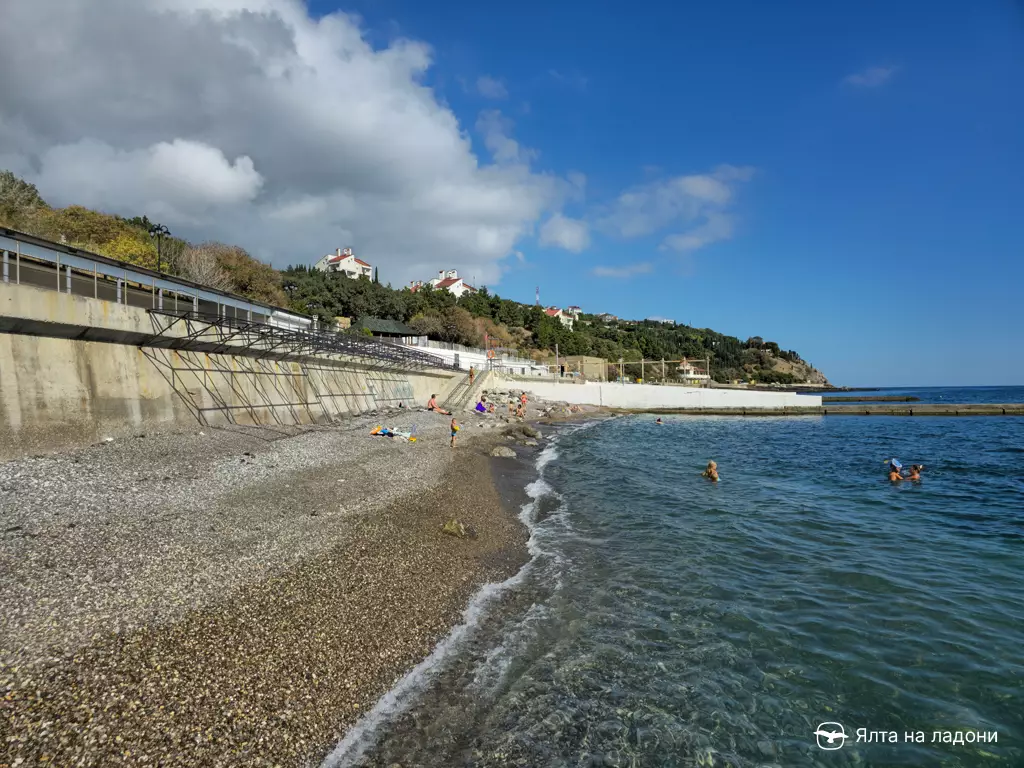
[0,396,595,767]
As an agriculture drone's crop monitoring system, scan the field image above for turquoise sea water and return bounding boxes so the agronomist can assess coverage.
[326,387,1024,768]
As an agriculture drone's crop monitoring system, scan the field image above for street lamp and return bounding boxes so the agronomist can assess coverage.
[148,223,170,273]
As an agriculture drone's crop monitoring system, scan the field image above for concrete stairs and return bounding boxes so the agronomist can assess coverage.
[442,369,491,412]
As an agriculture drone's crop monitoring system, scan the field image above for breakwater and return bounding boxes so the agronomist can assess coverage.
[616,403,1024,416]
[822,395,920,402]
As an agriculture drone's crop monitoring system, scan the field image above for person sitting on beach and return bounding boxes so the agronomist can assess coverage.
[450,418,459,448]
[475,395,488,413]
[508,400,516,416]
[427,394,450,416]
[701,461,720,482]
[515,402,525,419]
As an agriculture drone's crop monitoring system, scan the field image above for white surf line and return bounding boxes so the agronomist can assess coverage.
[320,432,570,768]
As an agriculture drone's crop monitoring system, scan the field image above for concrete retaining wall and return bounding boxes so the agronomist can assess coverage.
[0,283,457,459]
[496,377,822,410]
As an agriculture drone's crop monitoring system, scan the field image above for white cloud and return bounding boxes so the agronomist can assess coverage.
[476,110,539,165]
[476,75,508,99]
[539,213,590,253]
[0,0,565,287]
[592,262,652,278]
[598,164,753,252]
[660,212,733,252]
[843,66,897,88]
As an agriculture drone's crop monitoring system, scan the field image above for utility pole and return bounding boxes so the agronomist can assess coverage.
[555,343,559,378]
[148,222,170,273]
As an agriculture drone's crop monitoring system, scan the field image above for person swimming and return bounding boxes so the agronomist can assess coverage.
[655,417,663,425]
[701,460,719,482]
[906,464,924,481]
[888,459,904,482]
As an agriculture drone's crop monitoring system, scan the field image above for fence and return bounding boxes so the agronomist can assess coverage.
[0,227,310,329]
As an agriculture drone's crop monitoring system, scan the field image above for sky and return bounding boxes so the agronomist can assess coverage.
[1,0,1022,386]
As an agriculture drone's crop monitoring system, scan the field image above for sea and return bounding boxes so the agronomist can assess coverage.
[323,386,1024,768]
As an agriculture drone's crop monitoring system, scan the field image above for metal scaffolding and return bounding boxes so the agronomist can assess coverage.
[144,309,457,371]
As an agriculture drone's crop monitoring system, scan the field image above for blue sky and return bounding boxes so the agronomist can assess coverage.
[311,0,1023,387]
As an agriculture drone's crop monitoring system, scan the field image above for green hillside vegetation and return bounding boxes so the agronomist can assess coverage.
[1,170,828,385]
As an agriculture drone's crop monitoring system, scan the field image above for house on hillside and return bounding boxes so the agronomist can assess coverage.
[410,269,478,298]
[564,306,582,319]
[313,247,372,279]
[544,306,574,330]
[595,313,618,322]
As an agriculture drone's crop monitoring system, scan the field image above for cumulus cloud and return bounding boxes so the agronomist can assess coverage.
[598,164,753,252]
[592,262,652,278]
[539,213,590,253]
[843,66,897,88]
[476,75,508,99]
[0,0,564,286]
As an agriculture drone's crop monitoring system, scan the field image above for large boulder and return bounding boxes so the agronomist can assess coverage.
[490,446,517,458]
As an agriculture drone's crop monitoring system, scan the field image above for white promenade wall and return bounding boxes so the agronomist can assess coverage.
[399,343,549,376]
[496,378,822,409]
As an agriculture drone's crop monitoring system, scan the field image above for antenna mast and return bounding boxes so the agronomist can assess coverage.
[536,285,540,306]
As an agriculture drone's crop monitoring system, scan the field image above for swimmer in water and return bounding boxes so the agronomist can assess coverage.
[906,464,924,481]
[701,460,719,482]
[888,459,904,482]
[656,417,663,425]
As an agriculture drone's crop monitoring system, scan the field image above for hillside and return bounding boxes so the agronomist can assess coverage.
[0,170,830,386]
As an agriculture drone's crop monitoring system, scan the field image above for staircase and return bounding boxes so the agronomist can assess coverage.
[442,369,491,412]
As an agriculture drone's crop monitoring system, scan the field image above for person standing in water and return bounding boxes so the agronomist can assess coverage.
[701,461,719,482]
[888,459,904,482]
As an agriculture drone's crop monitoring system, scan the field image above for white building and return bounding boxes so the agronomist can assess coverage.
[410,269,478,298]
[544,306,574,330]
[565,305,582,319]
[313,247,373,279]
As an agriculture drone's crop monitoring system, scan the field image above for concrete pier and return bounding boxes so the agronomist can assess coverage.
[616,403,1024,416]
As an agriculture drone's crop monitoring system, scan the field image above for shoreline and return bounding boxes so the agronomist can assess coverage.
[0,411,541,766]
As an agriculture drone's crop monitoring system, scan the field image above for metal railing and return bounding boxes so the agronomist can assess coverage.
[1,227,308,325]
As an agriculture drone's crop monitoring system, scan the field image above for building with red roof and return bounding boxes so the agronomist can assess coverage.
[313,247,373,279]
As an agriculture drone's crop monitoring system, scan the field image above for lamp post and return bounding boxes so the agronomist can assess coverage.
[148,223,170,273]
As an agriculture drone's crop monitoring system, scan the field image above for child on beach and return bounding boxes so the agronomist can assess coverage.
[701,461,720,482]
[450,418,459,448]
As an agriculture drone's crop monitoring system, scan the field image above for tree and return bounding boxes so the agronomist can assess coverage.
[372,266,379,284]
[195,242,287,306]
[0,171,47,218]
[175,245,235,291]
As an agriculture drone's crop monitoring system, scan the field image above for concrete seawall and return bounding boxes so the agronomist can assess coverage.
[0,283,458,459]
[497,377,822,410]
